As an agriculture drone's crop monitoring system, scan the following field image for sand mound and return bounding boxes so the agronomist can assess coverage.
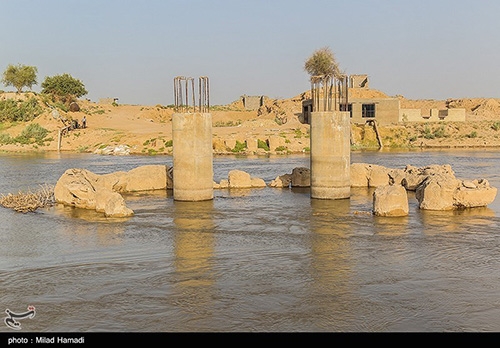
[471,99,500,120]
[445,98,500,120]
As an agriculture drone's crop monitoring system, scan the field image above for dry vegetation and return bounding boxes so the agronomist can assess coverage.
[0,184,55,213]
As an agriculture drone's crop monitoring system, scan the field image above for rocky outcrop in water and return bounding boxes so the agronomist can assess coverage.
[269,174,292,188]
[416,176,497,210]
[351,162,498,212]
[54,168,133,217]
[214,170,266,189]
[268,167,310,188]
[373,184,409,217]
[401,164,455,191]
[54,165,172,217]
[291,167,310,187]
[350,163,458,190]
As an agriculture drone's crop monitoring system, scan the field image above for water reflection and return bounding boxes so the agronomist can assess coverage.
[373,214,410,236]
[172,200,217,327]
[51,204,128,246]
[418,206,497,235]
[308,199,353,329]
[227,189,252,198]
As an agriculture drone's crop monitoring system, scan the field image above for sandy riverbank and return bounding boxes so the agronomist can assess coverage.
[1,90,500,155]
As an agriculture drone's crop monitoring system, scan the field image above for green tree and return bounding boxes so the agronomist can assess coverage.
[304,47,342,78]
[1,64,38,93]
[41,73,88,98]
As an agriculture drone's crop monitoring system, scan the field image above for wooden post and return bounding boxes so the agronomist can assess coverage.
[57,128,62,152]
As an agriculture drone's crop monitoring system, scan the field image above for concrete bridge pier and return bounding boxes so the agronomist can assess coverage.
[172,112,213,201]
[310,111,351,200]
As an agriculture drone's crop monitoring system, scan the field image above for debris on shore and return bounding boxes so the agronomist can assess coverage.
[0,184,55,213]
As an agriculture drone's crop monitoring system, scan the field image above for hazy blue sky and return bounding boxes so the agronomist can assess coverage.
[1,0,499,105]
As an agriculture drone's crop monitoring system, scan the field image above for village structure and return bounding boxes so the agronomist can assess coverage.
[302,74,466,125]
[239,95,269,110]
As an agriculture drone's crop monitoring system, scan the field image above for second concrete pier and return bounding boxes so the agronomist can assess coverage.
[310,111,351,200]
[172,112,213,201]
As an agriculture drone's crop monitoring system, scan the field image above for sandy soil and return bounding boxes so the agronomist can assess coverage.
[1,89,500,155]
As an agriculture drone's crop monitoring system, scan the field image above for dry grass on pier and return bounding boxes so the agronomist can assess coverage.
[0,184,55,213]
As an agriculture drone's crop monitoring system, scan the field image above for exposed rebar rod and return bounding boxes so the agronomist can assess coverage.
[310,74,349,112]
[174,76,210,113]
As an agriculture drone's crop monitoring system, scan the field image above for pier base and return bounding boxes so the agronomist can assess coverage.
[310,111,351,200]
[172,112,213,201]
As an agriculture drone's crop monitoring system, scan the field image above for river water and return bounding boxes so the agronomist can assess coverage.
[0,149,499,332]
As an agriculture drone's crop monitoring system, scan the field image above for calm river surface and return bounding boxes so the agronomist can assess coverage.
[0,149,499,332]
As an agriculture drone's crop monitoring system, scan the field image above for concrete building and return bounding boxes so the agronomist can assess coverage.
[301,75,466,125]
[240,95,269,110]
[399,108,466,123]
[302,98,465,125]
[302,97,401,125]
[349,74,369,89]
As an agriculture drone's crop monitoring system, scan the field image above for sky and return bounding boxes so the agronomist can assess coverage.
[1,0,499,105]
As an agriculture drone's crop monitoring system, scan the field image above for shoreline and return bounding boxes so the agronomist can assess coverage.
[2,144,500,157]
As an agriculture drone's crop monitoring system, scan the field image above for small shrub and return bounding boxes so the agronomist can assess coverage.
[466,131,478,138]
[0,132,13,144]
[0,97,43,122]
[164,139,173,147]
[492,122,500,131]
[303,146,310,152]
[14,123,49,145]
[214,120,242,127]
[422,126,435,139]
[257,139,269,151]
[53,102,69,112]
[275,146,287,152]
[274,114,287,125]
[433,125,447,138]
[232,140,247,153]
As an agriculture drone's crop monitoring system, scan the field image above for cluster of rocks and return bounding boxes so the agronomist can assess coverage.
[268,167,310,188]
[213,170,266,189]
[54,165,172,217]
[350,163,497,216]
[268,163,497,216]
[53,163,496,219]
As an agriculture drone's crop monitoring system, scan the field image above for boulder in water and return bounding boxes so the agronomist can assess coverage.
[373,184,409,217]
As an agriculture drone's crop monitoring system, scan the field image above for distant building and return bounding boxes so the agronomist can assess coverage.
[240,95,268,110]
[301,75,465,125]
[99,98,119,105]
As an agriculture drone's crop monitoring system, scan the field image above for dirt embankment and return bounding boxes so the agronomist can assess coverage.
[1,90,500,155]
